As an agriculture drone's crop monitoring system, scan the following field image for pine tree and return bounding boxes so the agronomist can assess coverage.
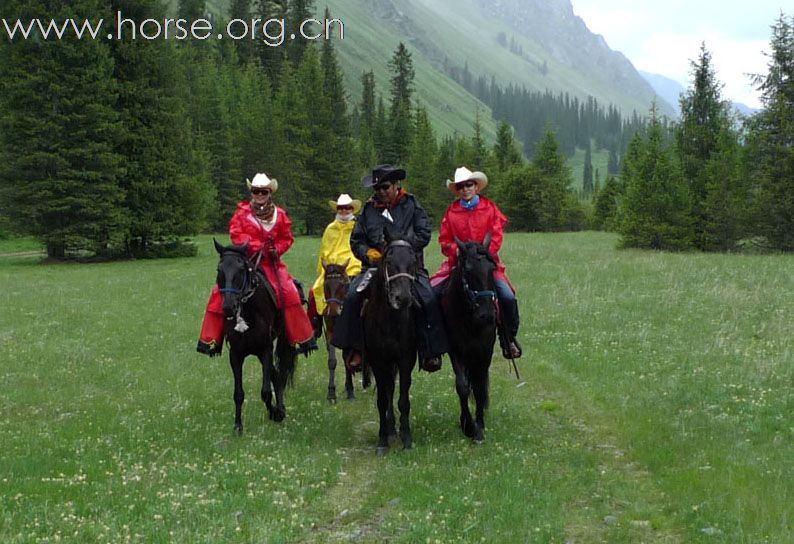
[676,43,737,250]
[583,140,594,194]
[746,14,794,251]
[592,175,622,231]
[492,121,523,177]
[229,0,256,65]
[620,114,693,250]
[406,105,441,221]
[471,109,487,169]
[373,96,389,161]
[607,146,620,175]
[230,63,276,187]
[272,59,311,231]
[287,0,315,65]
[111,0,215,253]
[178,0,206,21]
[255,0,287,82]
[387,43,415,164]
[0,0,125,258]
[532,128,576,230]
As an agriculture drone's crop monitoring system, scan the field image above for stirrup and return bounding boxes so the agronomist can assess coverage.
[501,339,522,359]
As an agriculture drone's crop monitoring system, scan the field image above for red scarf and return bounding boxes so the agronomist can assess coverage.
[370,188,407,210]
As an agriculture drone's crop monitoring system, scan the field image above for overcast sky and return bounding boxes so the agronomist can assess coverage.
[571,1,788,108]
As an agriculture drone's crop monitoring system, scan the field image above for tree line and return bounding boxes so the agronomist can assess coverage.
[593,14,793,253]
[1,1,790,257]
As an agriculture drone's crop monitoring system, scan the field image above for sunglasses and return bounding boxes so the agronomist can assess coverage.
[251,188,271,196]
[337,205,354,211]
[456,181,476,189]
[374,183,393,192]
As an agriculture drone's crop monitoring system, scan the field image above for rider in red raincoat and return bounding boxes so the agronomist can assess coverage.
[197,173,316,357]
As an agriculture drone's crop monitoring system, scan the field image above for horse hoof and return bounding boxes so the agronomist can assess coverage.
[376,446,389,456]
[402,439,413,450]
[327,397,337,405]
[346,391,355,401]
[234,425,243,436]
[472,437,484,445]
[272,407,286,422]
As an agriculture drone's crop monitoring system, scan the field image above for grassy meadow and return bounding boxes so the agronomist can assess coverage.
[1,232,792,543]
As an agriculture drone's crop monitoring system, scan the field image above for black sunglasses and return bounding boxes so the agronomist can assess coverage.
[456,181,476,189]
[251,188,271,196]
[374,183,393,192]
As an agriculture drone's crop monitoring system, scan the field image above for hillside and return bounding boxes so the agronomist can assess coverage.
[205,0,672,141]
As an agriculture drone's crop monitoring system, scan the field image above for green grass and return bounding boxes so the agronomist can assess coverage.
[1,232,792,542]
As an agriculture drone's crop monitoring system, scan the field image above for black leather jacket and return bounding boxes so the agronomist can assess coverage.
[350,192,431,268]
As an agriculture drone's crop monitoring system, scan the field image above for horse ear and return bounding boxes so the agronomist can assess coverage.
[341,258,350,269]
[454,236,466,253]
[482,231,492,251]
[213,238,225,255]
[322,259,328,271]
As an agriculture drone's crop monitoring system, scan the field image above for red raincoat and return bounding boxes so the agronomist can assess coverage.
[431,196,512,288]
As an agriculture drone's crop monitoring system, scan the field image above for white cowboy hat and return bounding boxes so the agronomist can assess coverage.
[246,172,278,193]
[446,166,488,193]
[328,193,362,214]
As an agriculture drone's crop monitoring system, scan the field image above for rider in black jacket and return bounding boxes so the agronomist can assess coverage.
[332,164,447,372]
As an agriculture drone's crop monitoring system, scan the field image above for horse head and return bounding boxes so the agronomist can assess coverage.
[381,233,418,311]
[322,259,350,317]
[454,234,497,325]
[214,238,255,319]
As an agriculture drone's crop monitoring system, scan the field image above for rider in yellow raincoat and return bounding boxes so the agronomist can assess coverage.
[308,194,363,336]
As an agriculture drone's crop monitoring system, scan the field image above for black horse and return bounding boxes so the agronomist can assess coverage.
[214,239,297,434]
[321,260,372,402]
[440,234,498,443]
[362,237,419,454]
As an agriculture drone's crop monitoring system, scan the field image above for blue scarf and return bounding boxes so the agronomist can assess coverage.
[460,195,480,210]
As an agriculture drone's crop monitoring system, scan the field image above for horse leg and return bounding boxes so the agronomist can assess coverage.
[259,352,275,420]
[362,360,372,390]
[374,367,395,455]
[326,331,338,403]
[470,364,490,443]
[344,364,355,400]
[452,356,476,439]
[271,340,292,423]
[397,359,413,450]
[230,352,245,435]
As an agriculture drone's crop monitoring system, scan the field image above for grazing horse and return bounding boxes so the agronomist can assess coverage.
[214,239,297,434]
[363,236,420,454]
[321,261,372,402]
[440,234,498,443]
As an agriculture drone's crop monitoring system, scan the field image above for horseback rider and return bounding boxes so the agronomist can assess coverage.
[431,166,522,359]
[197,173,318,357]
[331,164,448,372]
[307,194,363,338]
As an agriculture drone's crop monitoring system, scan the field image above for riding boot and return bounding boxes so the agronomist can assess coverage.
[331,274,367,350]
[284,303,317,356]
[197,287,224,357]
[496,288,521,359]
[414,271,448,372]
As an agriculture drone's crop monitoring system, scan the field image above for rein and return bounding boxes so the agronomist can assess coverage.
[324,271,349,306]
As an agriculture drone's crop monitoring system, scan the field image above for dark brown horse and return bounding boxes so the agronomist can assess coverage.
[321,261,371,402]
[214,239,297,434]
[440,234,498,443]
[362,236,420,454]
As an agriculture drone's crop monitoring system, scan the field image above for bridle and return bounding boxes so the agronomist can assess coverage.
[324,269,349,307]
[218,250,262,327]
[459,248,496,310]
[384,240,416,285]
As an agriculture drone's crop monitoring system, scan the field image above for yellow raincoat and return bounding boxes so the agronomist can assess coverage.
[311,218,362,315]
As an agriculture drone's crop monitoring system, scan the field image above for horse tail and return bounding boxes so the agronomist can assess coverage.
[275,331,297,387]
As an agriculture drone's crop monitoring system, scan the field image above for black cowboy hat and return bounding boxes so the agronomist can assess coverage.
[361,164,406,188]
